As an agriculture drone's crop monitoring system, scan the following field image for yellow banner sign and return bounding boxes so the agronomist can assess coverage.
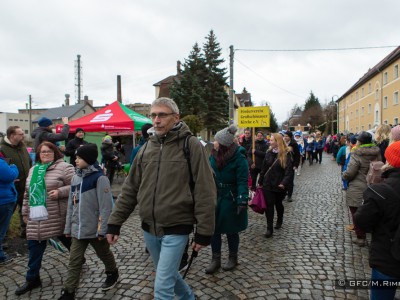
[238,106,270,128]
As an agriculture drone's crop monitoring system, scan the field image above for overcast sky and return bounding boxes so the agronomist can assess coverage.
[1,0,398,123]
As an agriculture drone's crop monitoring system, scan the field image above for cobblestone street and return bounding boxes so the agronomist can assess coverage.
[1,155,399,299]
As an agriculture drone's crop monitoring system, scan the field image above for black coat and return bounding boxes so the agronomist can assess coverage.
[247,139,268,170]
[288,139,300,168]
[354,168,400,278]
[258,150,293,193]
[64,137,88,166]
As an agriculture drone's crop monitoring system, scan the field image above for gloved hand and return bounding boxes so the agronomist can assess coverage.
[237,204,247,215]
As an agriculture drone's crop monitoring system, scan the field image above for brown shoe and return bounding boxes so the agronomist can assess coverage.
[345,224,355,232]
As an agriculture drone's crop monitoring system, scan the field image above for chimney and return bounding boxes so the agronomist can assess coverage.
[177,61,181,75]
[84,95,89,101]
[117,75,122,103]
[65,94,70,106]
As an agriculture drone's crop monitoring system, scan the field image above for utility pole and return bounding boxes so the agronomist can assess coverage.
[28,95,32,137]
[229,45,234,124]
[117,75,122,103]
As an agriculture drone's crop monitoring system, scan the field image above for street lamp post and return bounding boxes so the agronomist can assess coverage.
[332,95,339,134]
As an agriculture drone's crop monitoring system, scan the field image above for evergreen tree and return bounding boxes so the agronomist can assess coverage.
[169,43,208,118]
[304,91,321,111]
[202,30,229,135]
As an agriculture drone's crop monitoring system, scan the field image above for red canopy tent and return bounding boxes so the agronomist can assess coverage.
[56,101,151,135]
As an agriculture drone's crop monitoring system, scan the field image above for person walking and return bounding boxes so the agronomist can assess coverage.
[58,144,118,300]
[0,126,31,237]
[258,133,293,238]
[294,131,305,176]
[315,131,325,164]
[283,131,300,202]
[342,131,381,247]
[0,152,19,265]
[354,141,400,300]
[129,123,152,164]
[306,134,317,165]
[106,97,216,299]
[247,131,267,191]
[205,125,248,274]
[64,128,88,167]
[100,136,119,185]
[15,142,75,295]
[31,117,70,152]
[239,128,252,153]
[374,124,391,163]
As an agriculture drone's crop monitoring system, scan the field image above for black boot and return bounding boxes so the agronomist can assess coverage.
[58,288,75,300]
[222,253,238,271]
[15,277,42,295]
[101,270,119,291]
[205,253,221,274]
[264,229,273,238]
[274,223,282,229]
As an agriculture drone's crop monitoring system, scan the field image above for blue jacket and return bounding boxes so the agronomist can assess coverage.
[316,137,325,150]
[0,157,19,205]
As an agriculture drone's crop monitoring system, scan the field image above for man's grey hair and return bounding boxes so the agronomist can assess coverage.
[151,97,180,114]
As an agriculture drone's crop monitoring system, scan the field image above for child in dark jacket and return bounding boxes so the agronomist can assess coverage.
[59,144,118,300]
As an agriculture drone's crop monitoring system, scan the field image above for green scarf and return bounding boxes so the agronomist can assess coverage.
[29,162,53,221]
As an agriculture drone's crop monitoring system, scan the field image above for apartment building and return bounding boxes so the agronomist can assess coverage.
[337,46,400,133]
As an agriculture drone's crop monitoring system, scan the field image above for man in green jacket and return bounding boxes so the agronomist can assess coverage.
[0,126,31,237]
[107,97,216,299]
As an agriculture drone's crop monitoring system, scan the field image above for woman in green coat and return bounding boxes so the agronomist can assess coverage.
[205,125,249,274]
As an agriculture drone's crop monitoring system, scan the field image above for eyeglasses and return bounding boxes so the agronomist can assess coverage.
[40,150,54,154]
[150,112,176,119]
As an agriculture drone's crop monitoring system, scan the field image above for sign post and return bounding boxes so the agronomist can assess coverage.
[238,106,270,163]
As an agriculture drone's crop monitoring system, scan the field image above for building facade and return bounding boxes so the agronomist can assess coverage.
[338,46,400,133]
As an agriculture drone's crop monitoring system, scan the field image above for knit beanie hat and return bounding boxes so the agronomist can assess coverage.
[285,131,293,139]
[214,125,238,146]
[294,130,302,137]
[384,141,400,167]
[141,123,153,139]
[76,143,98,165]
[75,128,84,133]
[391,125,400,142]
[38,117,52,127]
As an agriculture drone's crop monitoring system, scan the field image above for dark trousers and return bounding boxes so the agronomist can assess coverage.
[106,165,116,185]
[316,149,323,163]
[26,236,71,281]
[287,169,295,198]
[13,191,26,232]
[250,168,261,191]
[263,190,285,232]
[64,237,117,291]
[349,206,366,239]
[210,233,239,254]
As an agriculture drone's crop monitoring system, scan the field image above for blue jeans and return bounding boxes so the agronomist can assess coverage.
[370,268,399,300]
[143,231,195,300]
[0,202,15,261]
[26,236,71,281]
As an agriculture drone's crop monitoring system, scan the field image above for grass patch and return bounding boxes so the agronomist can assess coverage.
[8,210,21,238]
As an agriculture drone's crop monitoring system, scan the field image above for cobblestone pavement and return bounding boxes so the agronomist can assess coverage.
[2,155,400,299]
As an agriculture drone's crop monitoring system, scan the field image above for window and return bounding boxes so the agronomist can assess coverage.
[83,110,86,114]
[351,112,353,119]
[384,96,388,108]
[361,106,364,116]
[369,124,372,129]
[361,125,364,130]
[395,118,399,125]
[356,109,358,117]
[394,91,399,105]
[375,89,379,100]
[14,119,18,121]
[24,130,28,134]
[8,119,12,121]
[362,88,364,97]
[368,104,372,113]
[356,91,359,100]
[368,83,372,93]
[395,65,399,79]
[356,126,359,132]
[383,72,388,84]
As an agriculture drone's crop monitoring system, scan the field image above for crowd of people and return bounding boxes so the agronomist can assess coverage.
[0,98,400,299]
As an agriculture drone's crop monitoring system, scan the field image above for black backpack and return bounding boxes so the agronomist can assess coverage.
[368,184,400,261]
